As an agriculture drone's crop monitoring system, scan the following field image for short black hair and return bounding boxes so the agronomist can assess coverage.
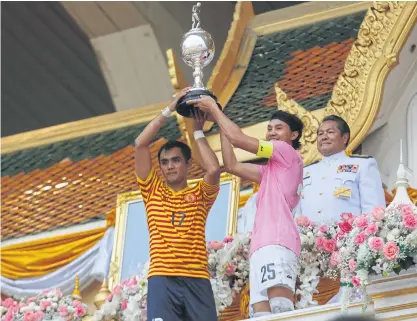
[321,115,350,146]
[158,140,191,162]
[270,110,304,150]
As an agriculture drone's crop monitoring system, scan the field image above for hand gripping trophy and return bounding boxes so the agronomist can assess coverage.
[176,2,220,118]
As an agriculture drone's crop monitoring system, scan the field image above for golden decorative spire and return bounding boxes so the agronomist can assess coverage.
[72,275,82,299]
[94,278,111,310]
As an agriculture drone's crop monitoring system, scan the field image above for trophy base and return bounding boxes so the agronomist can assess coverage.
[176,88,220,118]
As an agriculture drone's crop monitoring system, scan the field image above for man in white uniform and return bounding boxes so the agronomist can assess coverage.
[296,115,386,304]
[297,115,385,222]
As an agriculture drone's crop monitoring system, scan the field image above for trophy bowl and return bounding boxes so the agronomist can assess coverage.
[176,3,221,118]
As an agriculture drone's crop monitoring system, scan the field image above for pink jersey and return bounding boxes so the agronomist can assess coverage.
[250,140,303,257]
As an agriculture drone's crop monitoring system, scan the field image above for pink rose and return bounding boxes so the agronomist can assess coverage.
[319,225,328,233]
[341,212,353,221]
[121,279,128,286]
[368,237,384,251]
[383,241,399,261]
[33,312,44,321]
[121,299,128,310]
[223,237,234,244]
[352,276,361,287]
[401,205,413,217]
[112,285,122,295]
[338,221,352,233]
[330,251,341,266]
[59,306,69,317]
[371,206,385,221]
[225,264,236,276]
[349,259,357,271]
[24,311,34,321]
[2,298,15,308]
[365,224,378,236]
[40,300,52,311]
[26,297,36,304]
[207,241,223,250]
[348,217,355,225]
[315,236,326,249]
[355,215,369,229]
[355,233,367,245]
[323,239,337,253]
[4,311,14,321]
[128,277,138,286]
[403,214,417,230]
[296,216,311,227]
[75,305,85,317]
[335,231,345,241]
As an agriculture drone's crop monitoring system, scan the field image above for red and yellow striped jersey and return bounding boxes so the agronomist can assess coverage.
[137,168,219,279]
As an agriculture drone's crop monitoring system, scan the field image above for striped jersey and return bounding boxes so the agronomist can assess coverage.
[137,167,219,279]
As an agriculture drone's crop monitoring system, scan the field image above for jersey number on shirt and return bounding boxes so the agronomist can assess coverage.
[261,263,276,283]
[172,212,186,227]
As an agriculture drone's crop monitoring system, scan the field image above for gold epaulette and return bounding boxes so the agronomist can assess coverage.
[349,154,372,159]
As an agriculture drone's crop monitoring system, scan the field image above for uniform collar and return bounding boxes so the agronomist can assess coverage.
[321,150,347,164]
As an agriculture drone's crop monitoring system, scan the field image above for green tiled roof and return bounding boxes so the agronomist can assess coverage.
[1,117,181,177]
[209,10,367,133]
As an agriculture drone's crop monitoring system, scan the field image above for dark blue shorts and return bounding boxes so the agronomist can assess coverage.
[147,276,217,321]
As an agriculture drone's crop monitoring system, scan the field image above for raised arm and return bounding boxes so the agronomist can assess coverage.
[135,87,190,180]
[188,96,259,155]
[191,110,221,185]
[220,131,261,184]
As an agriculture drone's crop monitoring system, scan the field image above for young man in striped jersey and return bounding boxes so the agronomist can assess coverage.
[134,87,221,321]
[190,95,304,317]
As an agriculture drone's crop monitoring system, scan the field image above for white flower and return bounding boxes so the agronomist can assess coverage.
[300,235,309,245]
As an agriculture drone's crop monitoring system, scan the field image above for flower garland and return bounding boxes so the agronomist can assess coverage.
[294,216,342,308]
[336,204,417,304]
[94,262,149,321]
[94,203,417,319]
[0,289,88,321]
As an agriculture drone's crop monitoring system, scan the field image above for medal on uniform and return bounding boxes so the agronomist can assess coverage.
[337,164,359,173]
[334,187,352,199]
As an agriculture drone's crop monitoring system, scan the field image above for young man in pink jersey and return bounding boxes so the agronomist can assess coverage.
[189,95,304,317]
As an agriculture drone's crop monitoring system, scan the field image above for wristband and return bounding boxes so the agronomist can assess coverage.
[162,107,172,118]
[193,130,205,140]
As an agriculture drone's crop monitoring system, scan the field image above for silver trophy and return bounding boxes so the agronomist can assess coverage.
[176,2,220,118]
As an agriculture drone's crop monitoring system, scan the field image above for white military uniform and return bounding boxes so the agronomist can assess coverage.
[295,150,386,304]
[296,150,386,224]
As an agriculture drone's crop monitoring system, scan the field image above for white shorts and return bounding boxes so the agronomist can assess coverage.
[250,245,298,305]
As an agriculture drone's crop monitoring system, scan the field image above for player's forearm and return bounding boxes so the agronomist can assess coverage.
[193,134,220,174]
[220,131,238,172]
[135,111,170,148]
[211,108,243,145]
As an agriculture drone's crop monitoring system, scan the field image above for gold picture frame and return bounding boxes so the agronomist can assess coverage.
[108,172,241,289]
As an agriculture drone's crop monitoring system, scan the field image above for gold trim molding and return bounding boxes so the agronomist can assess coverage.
[382,313,417,321]
[274,1,417,165]
[376,302,417,314]
[1,101,169,155]
[371,286,417,300]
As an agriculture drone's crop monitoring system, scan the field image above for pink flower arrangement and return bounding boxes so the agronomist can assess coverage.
[403,213,417,230]
[355,215,369,229]
[368,237,384,252]
[348,259,357,271]
[323,239,337,253]
[0,289,87,321]
[354,232,366,245]
[383,241,399,261]
[371,206,385,221]
[364,224,377,236]
[225,264,237,276]
[296,216,311,227]
[330,251,341,266]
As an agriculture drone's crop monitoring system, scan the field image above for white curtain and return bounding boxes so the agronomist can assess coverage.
[1,228,114,298]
